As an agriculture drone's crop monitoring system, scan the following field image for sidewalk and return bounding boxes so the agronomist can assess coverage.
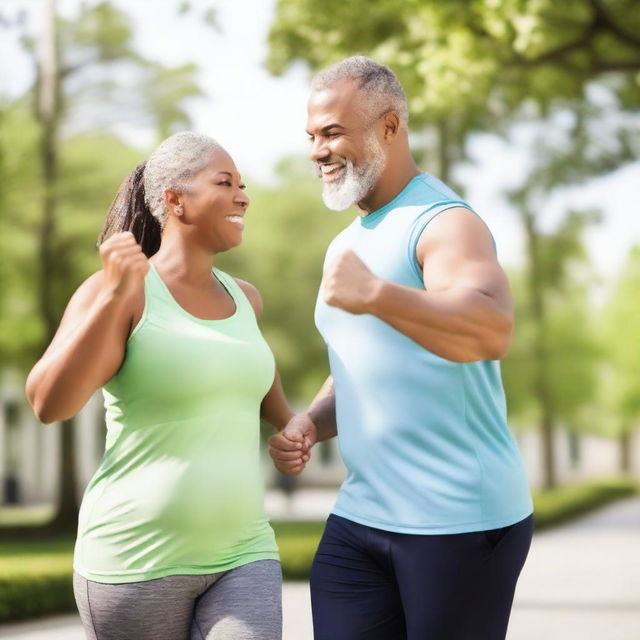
[1,495,638,639]
[507,495,640,640]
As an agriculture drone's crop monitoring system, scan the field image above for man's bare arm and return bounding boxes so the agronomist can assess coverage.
[268,375,337,475]
[323,209,513,362]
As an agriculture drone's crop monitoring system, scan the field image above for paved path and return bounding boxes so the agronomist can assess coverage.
[1,496,638,640]
[507,496,640,640]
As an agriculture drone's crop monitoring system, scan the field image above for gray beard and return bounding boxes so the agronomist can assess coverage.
[320,134,386,212]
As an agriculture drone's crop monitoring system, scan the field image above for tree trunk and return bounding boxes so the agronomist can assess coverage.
[37,0,79,535]
[46,418,79,534]
[619,429,631,474]
[523,208,557,489]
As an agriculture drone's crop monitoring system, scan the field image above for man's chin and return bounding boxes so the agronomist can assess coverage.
[321,189,356,211]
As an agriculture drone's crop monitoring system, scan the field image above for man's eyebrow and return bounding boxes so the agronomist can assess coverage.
[306,123,346,135]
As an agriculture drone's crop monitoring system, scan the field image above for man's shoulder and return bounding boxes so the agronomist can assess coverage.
[399,172,466,209]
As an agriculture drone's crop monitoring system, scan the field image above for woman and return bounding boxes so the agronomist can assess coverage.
[25,131,311,640]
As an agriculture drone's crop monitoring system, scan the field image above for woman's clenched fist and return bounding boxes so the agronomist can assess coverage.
[99,232,149,299]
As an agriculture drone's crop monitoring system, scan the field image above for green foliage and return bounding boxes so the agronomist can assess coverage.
[0,1,204,372]
[267,0,640,196]
[273,520,325,580]
[496,100,636,451]
[268,0,640,119]
[0,101,143,371]
[502,212,603,429]
[0,536,75,623]
[503,275,602,428]
[600,246,640,433]
[0,103,43,368]
[531,477,638,528]
[0,575,76,623]
[54,2,203,141]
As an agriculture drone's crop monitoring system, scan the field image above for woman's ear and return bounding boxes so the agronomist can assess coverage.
[164,189,183,217]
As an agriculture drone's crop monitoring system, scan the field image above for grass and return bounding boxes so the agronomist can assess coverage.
[0,476,636,623]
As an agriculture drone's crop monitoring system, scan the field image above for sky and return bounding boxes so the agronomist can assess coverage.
[1,0,639,286]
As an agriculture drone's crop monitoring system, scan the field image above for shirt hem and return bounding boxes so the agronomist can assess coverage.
[330,506,534,535]
[73,550,280,585]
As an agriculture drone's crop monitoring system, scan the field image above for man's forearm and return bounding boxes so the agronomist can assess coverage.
[260,372,294,431]
[368,280,512,362]
[307,376,337,442]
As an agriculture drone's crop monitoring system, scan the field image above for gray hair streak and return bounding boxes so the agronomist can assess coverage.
[144,131,223,226]
[311,56,409,128]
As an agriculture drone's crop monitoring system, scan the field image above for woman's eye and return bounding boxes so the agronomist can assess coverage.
[218,181,231,186]
[239,184,247,190]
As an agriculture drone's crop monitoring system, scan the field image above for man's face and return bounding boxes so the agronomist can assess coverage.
[306,79,386,211]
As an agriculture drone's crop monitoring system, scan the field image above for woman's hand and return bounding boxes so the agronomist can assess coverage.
[100,231,149,300]
[268,414,317,476]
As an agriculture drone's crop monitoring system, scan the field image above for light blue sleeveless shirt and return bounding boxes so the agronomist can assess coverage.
[315,173,533,534]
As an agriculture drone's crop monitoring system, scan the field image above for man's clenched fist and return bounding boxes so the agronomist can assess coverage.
[323,250,381,315]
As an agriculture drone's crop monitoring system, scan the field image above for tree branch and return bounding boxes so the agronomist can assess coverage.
[590,0,640,49]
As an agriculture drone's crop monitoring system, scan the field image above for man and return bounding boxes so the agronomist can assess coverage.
[269,56,533,640]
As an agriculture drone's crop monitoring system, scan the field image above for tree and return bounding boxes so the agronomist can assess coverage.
[502,212,602,488]
[600,247,640,473]
[267,0,640,179]
[0,0,203,536]
[495,92,639,487]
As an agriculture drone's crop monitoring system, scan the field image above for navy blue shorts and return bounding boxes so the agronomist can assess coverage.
[310,513,533,640]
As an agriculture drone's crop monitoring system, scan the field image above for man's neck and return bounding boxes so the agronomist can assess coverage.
[357,154,420,215]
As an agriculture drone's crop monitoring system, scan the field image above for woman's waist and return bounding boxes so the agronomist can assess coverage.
[81,465,268,534]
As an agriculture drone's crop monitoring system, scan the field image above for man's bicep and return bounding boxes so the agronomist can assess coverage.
[417,209,511,305]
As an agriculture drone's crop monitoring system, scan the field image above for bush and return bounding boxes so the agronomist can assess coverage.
[532,477,637,529]
[0,574,76,622]
[273,520,325,580]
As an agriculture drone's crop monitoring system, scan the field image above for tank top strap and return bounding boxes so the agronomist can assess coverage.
[145,262,176,306]
[212,268,256,320]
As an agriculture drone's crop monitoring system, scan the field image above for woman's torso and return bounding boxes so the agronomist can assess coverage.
[74,264,279,584]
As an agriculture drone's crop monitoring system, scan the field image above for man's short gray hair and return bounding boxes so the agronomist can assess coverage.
[311,56,409,129]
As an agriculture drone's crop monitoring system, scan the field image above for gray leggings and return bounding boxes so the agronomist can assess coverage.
[73,559,282,640]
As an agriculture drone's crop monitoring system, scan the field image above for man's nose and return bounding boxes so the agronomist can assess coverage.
[310,137,330,163]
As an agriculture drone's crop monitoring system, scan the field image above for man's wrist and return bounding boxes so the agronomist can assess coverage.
[365,276,387,315]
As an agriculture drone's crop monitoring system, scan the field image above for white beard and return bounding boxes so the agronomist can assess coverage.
[320,131,386,212]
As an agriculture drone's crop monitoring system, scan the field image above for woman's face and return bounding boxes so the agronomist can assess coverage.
[178,149,250,252]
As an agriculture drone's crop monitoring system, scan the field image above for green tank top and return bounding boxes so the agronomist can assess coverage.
[74,263,279,583]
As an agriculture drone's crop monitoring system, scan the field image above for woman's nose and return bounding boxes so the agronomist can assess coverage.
[235,189,249,208]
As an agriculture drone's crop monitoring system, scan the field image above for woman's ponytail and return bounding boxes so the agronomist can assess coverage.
[97,162,162,258]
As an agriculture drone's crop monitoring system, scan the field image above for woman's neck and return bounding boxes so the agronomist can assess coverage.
[151,232,216,287]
